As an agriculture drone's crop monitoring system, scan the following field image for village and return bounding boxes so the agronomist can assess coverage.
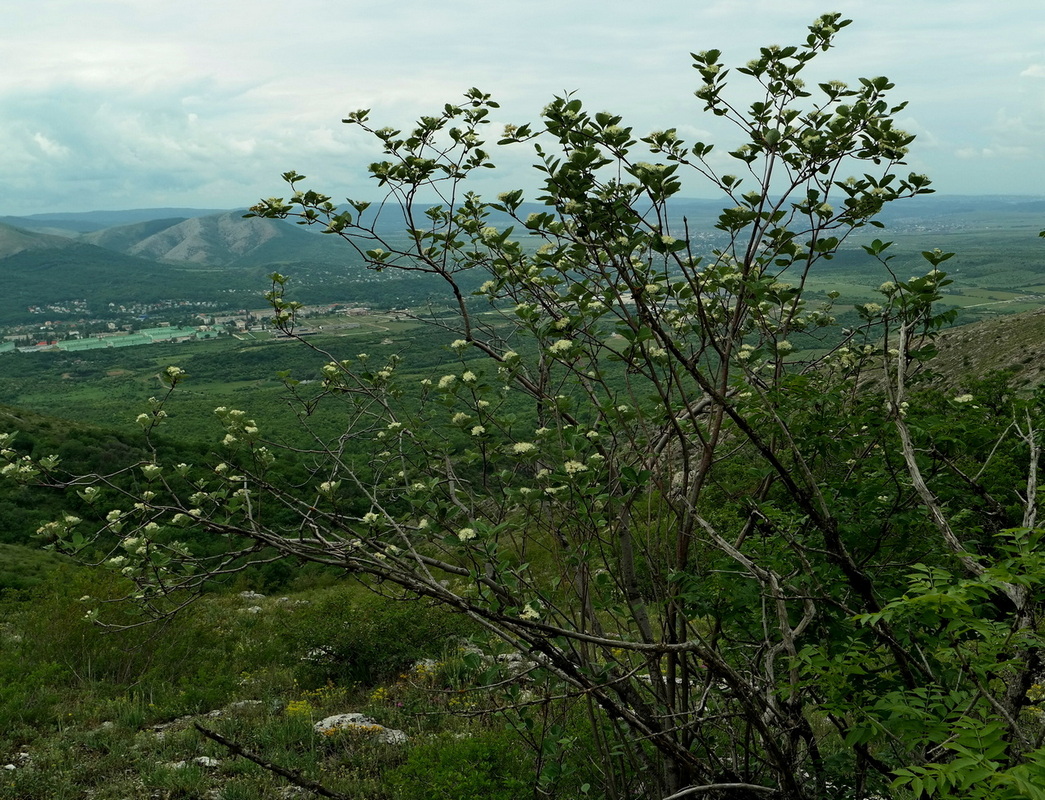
[0,301,378,354]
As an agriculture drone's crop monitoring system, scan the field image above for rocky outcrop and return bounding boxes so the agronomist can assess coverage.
[313,713,408,744]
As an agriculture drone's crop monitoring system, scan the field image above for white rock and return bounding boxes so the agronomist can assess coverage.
[168,756,219,770]
[301,647,332,663]
[314,711,375,728]
[276,597,308,605]
[312,713,408,745]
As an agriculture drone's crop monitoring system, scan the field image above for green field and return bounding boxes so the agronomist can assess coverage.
[4,221,1044,437]
[0,314,462,440]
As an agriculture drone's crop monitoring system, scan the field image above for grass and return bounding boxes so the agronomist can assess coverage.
[0,566,564,800]
[0,544,72,591]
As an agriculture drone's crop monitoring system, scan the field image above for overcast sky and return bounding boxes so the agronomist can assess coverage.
[3,0,1044,215]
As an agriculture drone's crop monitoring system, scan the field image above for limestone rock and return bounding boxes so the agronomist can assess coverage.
[313,713,407,744]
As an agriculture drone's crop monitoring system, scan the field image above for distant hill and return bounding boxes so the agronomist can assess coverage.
[0,195,1040,326]
[0,216,412,323]
[0,208,229,235]
[0,222,269,321]
[79,217,188,253]
[81,211,350,267]
[867,194,1045,233]
[0,222,84,259]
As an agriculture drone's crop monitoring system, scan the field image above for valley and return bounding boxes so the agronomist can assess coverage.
[0,192,1043,800]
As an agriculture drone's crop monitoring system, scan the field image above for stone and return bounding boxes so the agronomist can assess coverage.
[312,713,408,745]
[167,756,220,770]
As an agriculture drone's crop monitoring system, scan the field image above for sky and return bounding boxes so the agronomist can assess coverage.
[2,0,1044,216]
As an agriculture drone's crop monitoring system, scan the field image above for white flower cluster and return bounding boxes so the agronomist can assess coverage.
[0,455,39,480]
[215,407,259,442]
[135,410,167,427]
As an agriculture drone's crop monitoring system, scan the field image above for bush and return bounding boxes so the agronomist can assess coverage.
[387,730,531,800]
[288,586,479,688]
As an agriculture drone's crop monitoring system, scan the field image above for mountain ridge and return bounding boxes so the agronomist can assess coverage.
[0,222,80,259]
[81,212,300,266]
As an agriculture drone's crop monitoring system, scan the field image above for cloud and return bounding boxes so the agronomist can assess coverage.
[32,132,70,159]
[0,80,382,212]
[3,0,1045,210]
[955,145,1035,161]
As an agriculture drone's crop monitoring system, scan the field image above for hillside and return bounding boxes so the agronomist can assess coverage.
[0,223,81,259]
[933,305,1045,390]
[82,211,350,267]
[0,232,262,322]
[0,403,156,547]
[79,217,189,253]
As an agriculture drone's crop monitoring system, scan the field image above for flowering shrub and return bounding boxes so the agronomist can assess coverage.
[10,15,1045,800]
[284,699,314,719]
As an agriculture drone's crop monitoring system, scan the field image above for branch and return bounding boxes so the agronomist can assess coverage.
[1015,409,1040,530]
[661,783,776,799]
[194,723,349,800]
